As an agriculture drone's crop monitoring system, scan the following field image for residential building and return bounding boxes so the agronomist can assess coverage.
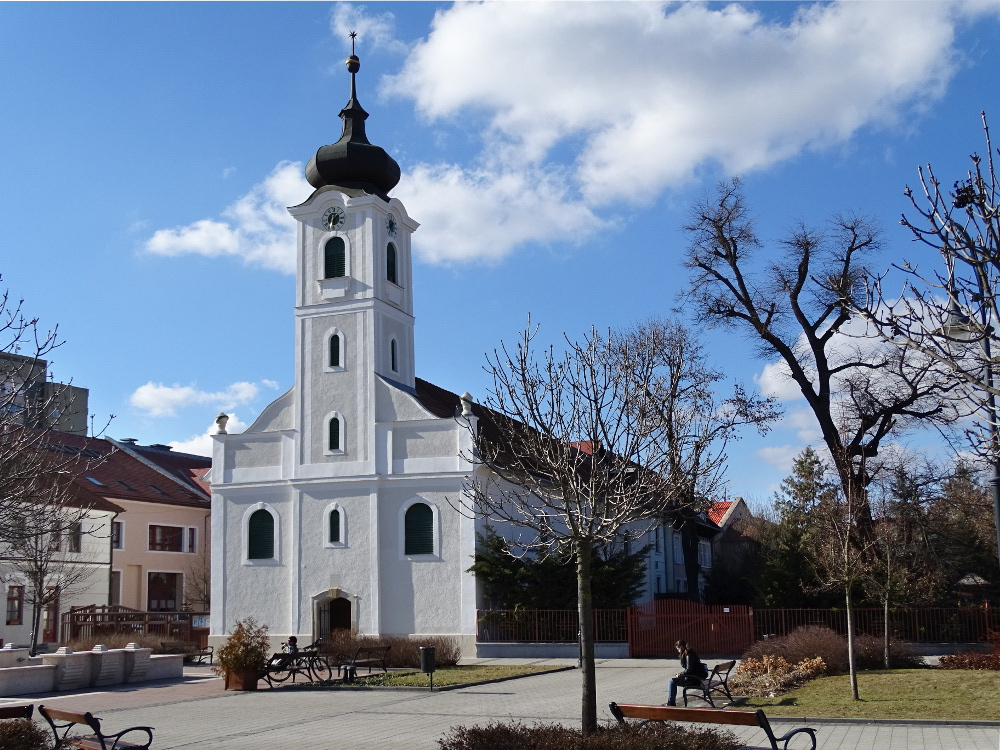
[0,352,89,436]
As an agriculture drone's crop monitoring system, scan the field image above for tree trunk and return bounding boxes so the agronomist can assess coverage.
[577,539,597,734]
[883,595,890,669]
[680,520,702,601]
[29,600,42,657]
[845,586,859,700]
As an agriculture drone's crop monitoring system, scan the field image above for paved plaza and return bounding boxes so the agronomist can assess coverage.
[2,659,999,750]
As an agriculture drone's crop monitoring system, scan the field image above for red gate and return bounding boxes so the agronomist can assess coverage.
[627,600,754,657]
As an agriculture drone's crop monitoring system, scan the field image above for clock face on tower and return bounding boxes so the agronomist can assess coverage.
[386,214,398,237]
[322,206,346,231]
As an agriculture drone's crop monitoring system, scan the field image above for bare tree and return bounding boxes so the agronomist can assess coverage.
[1,473,108,654]
[682,180,955,699]
[1,277,108,545]
[459,320,774,732]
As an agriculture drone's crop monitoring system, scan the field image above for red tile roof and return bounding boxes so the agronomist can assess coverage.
[708,501,733,525]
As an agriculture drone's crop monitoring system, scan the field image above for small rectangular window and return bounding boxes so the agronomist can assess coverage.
[112,521,123,550]
[68,522,82,553]
[187,527,197,554]
[148,525,184,552]
[6,586,24,625]
[672,533,684,565]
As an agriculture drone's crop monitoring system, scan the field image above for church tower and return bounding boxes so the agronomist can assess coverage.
[287,43,418,475]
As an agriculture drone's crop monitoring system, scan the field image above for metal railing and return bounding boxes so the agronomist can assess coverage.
[476,609,627,643]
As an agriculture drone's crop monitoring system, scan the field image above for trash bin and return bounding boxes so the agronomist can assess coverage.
[419,645,435,674]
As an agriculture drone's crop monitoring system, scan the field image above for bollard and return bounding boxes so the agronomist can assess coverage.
[419,646,435,691]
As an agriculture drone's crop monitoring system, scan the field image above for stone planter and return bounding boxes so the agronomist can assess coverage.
[224,669,260,691]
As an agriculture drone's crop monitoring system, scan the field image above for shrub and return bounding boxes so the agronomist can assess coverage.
[438,721,741,750]
[320,630,461,668]
[742,625,918,676]
[728,655,827,698]
[214,617,271,676]
[938,642,1000,670]
[0,719,50,750]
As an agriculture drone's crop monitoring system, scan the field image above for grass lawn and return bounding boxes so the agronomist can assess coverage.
[292,664,561,689]
[739,669,1000,721]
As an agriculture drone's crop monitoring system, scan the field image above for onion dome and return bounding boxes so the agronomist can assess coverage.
[306,40,400,200]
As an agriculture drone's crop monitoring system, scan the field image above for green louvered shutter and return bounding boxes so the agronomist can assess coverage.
[329,418,341,451]
[330,335,341,367]
[404,503,433,555]
[324,238,346,278]
[329,509,341,543]
[387,243,397,284]
[248,510,274,559]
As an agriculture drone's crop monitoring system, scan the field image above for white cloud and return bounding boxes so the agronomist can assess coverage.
[331,3,408,56]
[169,414,250,457]
[145,2,993,269]
[754,360,802,402]
[130,380,273,418]
[756,444,803,474]
[144,162,311,274]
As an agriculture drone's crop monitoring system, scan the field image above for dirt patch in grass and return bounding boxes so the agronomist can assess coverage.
[737,669,1000,722]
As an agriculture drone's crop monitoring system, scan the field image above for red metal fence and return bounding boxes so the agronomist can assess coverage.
[753,606,1000,643]
[476,604,1000,657]
[628,600,755,657]
[61,605,211,647]
[476,609,626,643]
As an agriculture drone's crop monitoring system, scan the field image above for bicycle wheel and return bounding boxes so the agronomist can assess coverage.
[310,655,333,682]
[266,658,294,684]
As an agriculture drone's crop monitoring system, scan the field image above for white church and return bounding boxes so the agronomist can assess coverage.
[209,50,719,655]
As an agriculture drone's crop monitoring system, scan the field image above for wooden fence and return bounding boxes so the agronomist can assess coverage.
[628,600,754,657]
[61,605,210,647]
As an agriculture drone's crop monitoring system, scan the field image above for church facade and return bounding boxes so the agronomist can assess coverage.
[209,50,483,651]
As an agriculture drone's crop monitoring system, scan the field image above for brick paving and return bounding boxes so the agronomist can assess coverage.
[2,659,999,749]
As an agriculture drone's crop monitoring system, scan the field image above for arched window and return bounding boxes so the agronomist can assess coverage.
[404,502,433,555]
[390,339,398,372]
[329,509,341,544]
[324,237,346,279]
[386,243,398,285]
[247,510,274,559]
[329,417,341,451]
[329,334,341,368]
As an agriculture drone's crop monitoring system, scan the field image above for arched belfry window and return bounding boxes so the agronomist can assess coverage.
[390,339,398,372]
[248,510,274,559]
[325,237,346,279]
[329,417,341,451]
[330,334,341,368]
[386,243,398,285]
[404,502,434,555]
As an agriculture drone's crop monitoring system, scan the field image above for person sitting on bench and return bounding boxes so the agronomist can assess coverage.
[667,640,708,706]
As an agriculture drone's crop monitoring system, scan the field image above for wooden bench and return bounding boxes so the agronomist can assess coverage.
[609,702,816,750]
[0,705,34,720]
[336,645,391,680]
[683,659,736,707]
[38,705,154,750]
[161,640,213,665]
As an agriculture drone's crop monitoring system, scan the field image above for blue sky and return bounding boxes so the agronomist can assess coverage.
[2,1,999,507]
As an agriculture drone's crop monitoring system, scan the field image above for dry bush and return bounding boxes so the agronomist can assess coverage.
[742,626,917,675]
[319,630,461,668]
[438,721,741,750]
[939,643,1000,670]
[0,719,50,750]
[728,655,827,698]
[64,634,163,652]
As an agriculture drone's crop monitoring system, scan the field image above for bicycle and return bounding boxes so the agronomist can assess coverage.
[262,639,333,685]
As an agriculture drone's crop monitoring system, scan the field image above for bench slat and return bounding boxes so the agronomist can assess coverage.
[612,703,761,727]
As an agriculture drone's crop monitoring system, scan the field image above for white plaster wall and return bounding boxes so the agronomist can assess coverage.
[224,437,281,468]
[393,423,456,460]
[377,482,468,636]
[245,389,294,433]
[375,379,438,423]
[219,489,293,635]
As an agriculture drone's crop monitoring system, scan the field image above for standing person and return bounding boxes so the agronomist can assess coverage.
[667,640,707,706]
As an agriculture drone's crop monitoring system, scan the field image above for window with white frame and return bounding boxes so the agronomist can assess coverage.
[187,527,197,554]
[111,520,124,550]
[698,539,712,568]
